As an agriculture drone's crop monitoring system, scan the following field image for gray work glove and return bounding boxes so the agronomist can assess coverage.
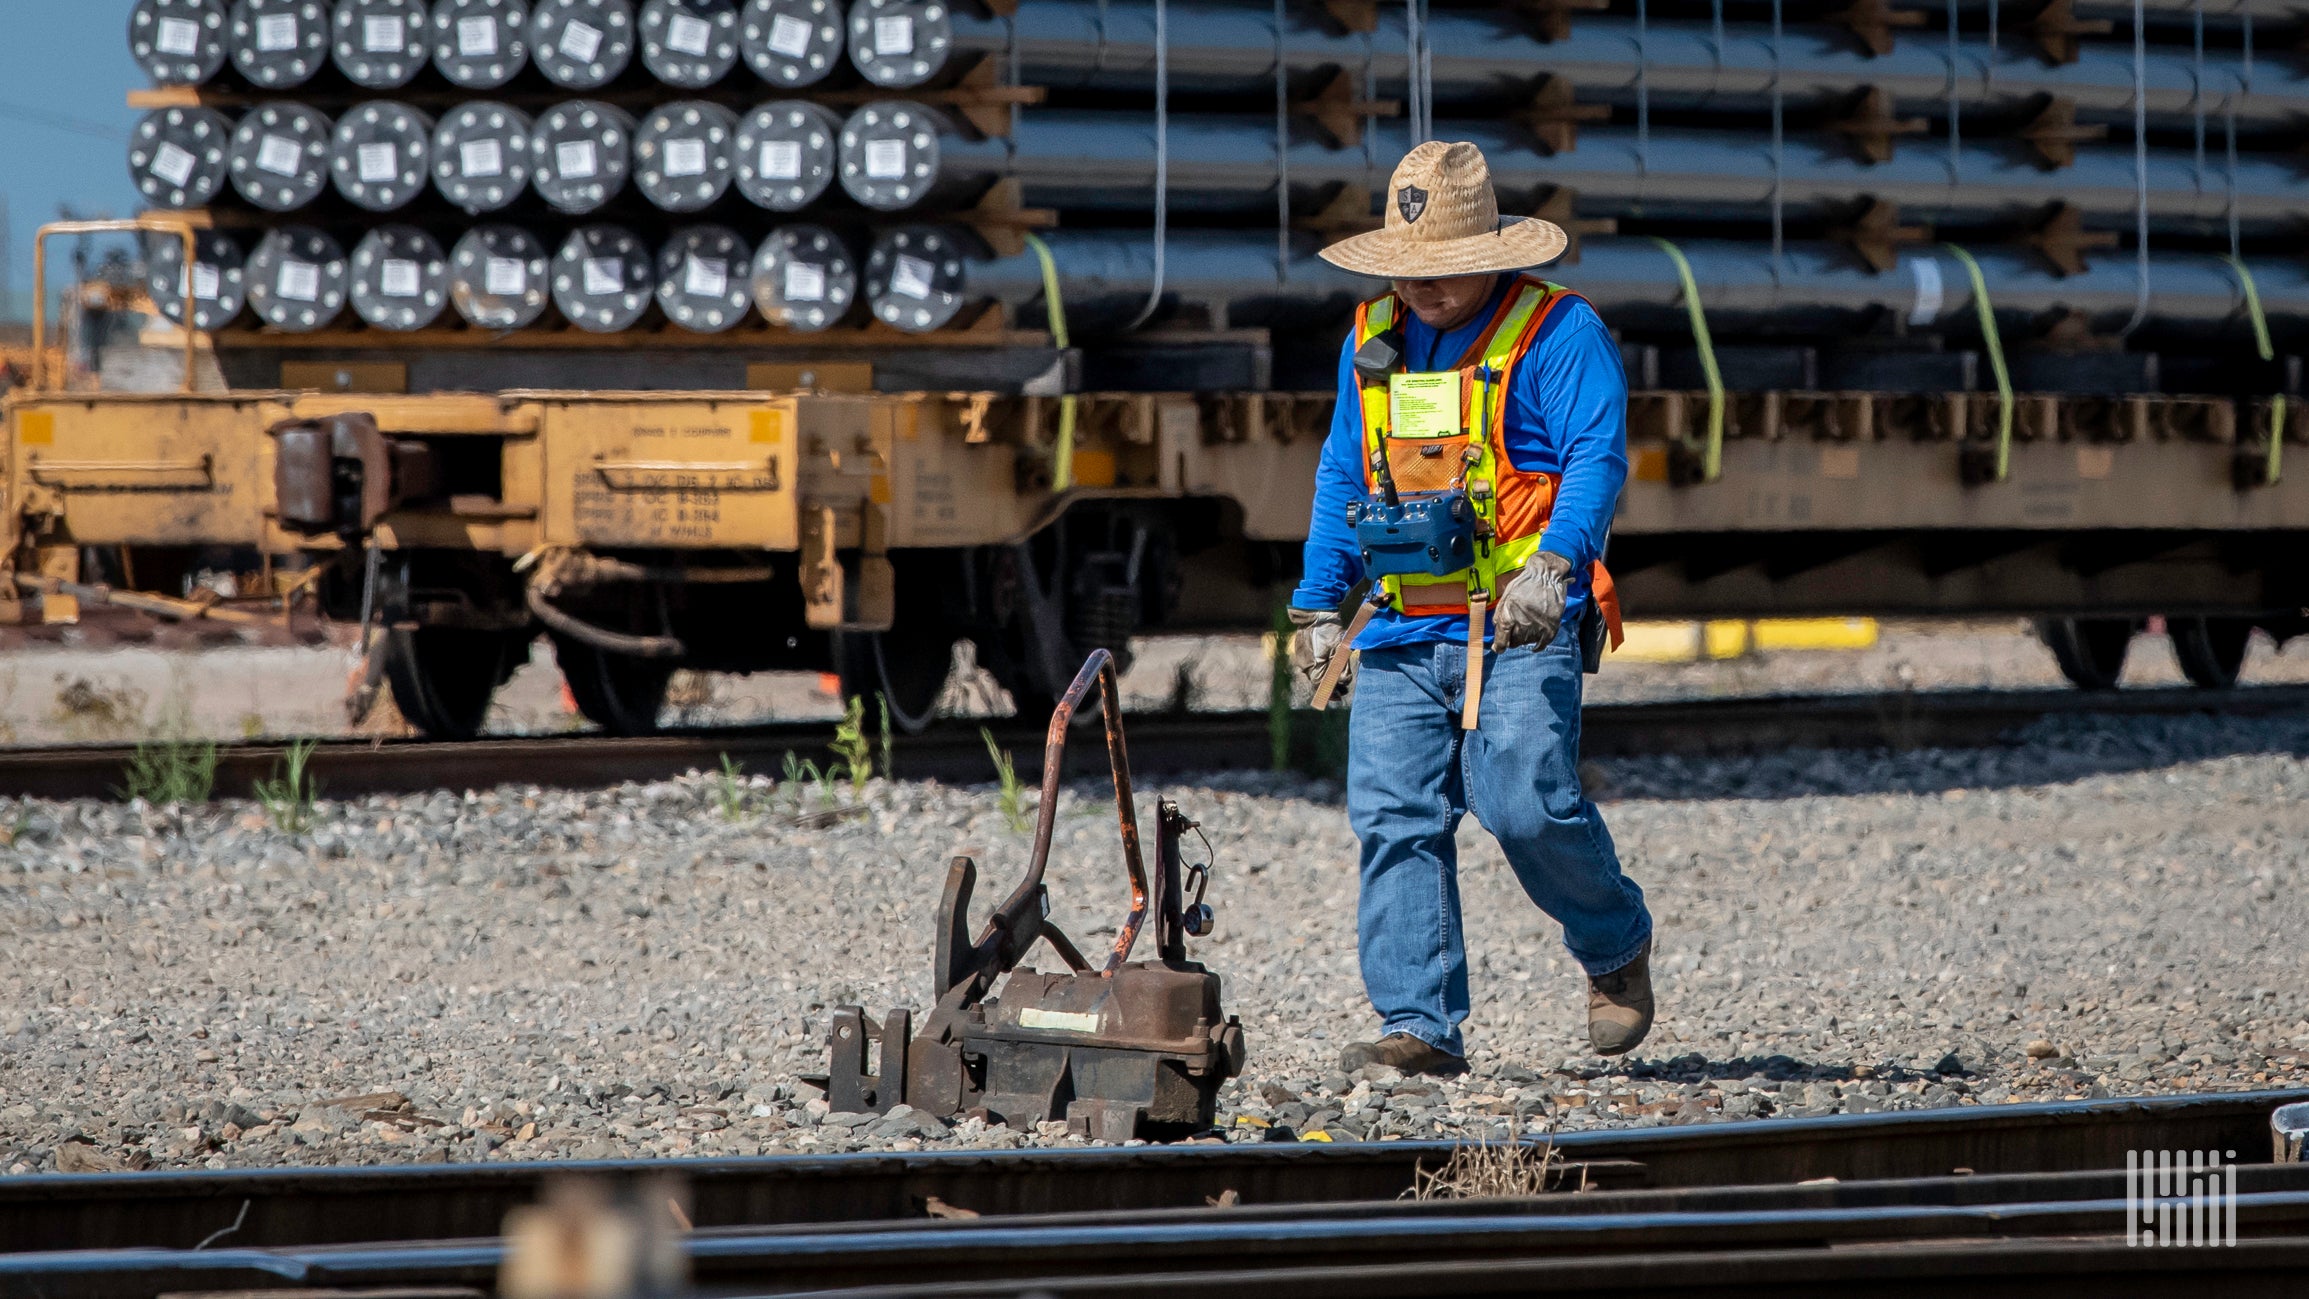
[1492,551,1575,650]
[1288,605,1354,694]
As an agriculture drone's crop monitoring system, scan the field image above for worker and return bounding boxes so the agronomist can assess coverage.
[1289,140,1655,1076]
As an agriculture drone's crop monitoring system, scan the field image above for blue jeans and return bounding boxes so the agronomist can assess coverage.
[1347,636,1652,1056]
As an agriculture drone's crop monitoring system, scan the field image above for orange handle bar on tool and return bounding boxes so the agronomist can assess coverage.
[982,649,1150,978]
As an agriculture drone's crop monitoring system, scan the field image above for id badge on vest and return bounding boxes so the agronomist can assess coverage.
[1388,371,1463,439]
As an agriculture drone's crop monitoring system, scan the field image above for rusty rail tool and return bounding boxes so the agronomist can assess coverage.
[826,649,1247,1142]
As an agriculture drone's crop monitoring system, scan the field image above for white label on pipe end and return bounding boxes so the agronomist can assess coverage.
[890,253,934,300]
[484,256,528,295]
[667,13,713,55]
[873,14,913,54]
[761,139,803,179]
[380,258,422,297]
[157,16,203,55]
[665,137,709,177]
[277,260,321,302]
[783,260,827,302]
[364,15,407,50]
[256,134,304,176]
[1907,256,1945,327]
[767,13,813,56]
[556,139,600,178]
[152,141,199,186]
[582,257,626,295]
[863,137,907,179]
[191,264,222,300]
[460,138,505,178]
[456,15,499,56]
[356,141,399,182]
[559,19,604,61]
[255,13,299,51]
[684,255,730,297]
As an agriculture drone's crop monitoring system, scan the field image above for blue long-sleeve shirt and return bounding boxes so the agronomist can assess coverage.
[1290,276,1630,649]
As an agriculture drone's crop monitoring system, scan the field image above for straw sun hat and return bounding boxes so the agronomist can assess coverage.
[1320,140,1568,280]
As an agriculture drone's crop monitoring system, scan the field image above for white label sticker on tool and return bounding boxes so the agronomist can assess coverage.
[484,256,528,295]
[559,19,604,61]
[191,263,222,300]
[364,14,406,49]
[581,257,626,295]
[665,137,709,177]
[256,133,304,176]
[457,14,499,56]
[1906,256,1944,327]
[767,12,813,56]
[356,141,399,182]
[556,139,600,178]
[666,13,714,55]
[863,137,907,179]
[684,255,730,297]
[782,260,827,302]
[255,13,299,51]
[873,14,914,54]
[380,258,422,297]
[460,138,504,177]
[1017,1007,1102,1034]
[889,253,935,300]
[759,139,802,179]
[156,16,203,55]
[276,260,321,302]
[151,141,199,186]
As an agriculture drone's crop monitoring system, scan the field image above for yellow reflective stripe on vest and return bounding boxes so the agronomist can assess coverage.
[1355,296,1396,446]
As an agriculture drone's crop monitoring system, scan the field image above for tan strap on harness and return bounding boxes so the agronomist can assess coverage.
[1462,590,1487,730]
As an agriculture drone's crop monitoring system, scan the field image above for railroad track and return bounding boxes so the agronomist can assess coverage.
[3,1091,2304,1298]
[5,1091,2298,1252]
[1,683,2303,803]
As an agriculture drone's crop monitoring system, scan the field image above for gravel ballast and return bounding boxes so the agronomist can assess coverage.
[3,708,2306,1172]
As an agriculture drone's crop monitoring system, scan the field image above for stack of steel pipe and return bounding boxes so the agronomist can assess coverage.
[123,0,2309,392]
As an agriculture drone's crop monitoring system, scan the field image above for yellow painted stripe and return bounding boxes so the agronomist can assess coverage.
[1751,618,1880,651]
[1606,618,1880,663]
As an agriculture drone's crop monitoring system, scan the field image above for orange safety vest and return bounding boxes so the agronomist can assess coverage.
[1353,275,1625,648]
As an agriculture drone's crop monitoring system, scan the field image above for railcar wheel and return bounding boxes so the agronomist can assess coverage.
[383,627,523,739]
[553,634,677,735]
[2038,616,2133,692]
[2168,616,2252,690]
[835,630,954,735]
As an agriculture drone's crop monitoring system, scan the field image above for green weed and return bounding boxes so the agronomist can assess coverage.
[831,696,872,793]
[119,735,218,805]
[876,693,894,782]
[981,726,1030,834]
[713,753,754,822]
[780,750,836,808]
[1268,604,1295,773]
[251,738,321,834]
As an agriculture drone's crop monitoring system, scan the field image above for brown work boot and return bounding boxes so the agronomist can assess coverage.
[1586,941,1655,1056]
[1338,1033,1469,1077]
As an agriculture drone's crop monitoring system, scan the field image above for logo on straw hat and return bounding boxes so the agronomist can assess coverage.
[1320,141,1568,280]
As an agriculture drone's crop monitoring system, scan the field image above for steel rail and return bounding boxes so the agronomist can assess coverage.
[2,1090,2299,1255]
[779,1236,2309,1297]
[1,682,2305,803]
[12,1187,2309,1298]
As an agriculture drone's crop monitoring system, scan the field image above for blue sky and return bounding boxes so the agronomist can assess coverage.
[0,0,144,320]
